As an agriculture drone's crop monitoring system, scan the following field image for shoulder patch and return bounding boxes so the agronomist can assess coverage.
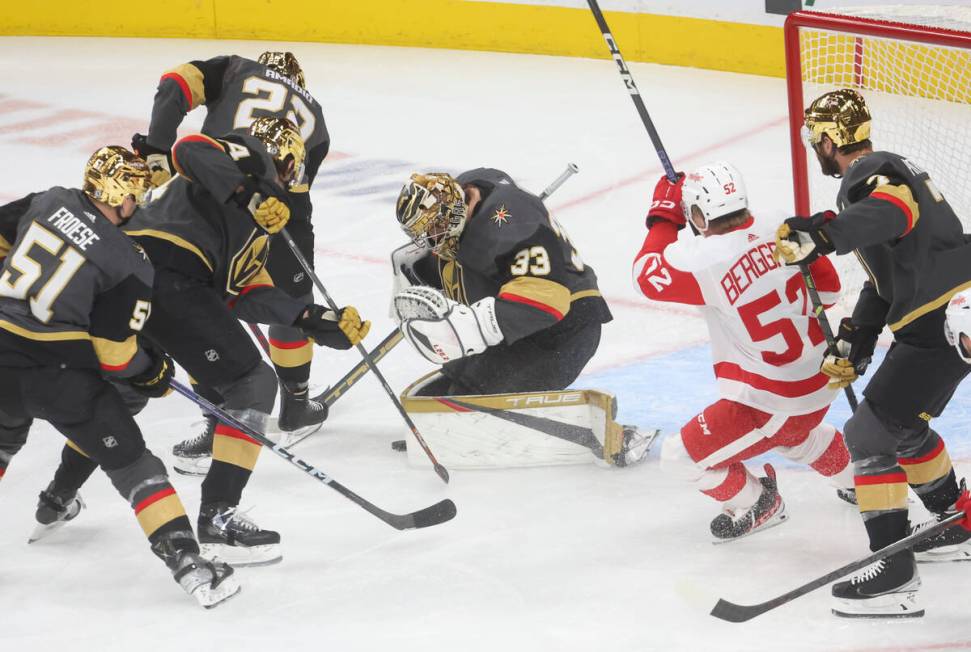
[492,204,510,227]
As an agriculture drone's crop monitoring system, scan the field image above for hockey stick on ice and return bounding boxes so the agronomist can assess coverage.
[279,227,451,484]
[799,264,859,411]
[710,511,965,622]
[585,0,677,183]
[169,379,456,530]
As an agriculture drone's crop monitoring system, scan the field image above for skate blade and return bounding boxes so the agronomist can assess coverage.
[711,511,789,545]
[200,543,282,567]
[268,421,323,448]
[916,546,971,563]
[28,496,85,543]
[196,578,242,609]
[831,591,924,618]
[173,457,211,477]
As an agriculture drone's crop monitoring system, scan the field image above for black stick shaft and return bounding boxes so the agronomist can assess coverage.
[585,0,677,182]
[169,379,456,530]
[710,511,964,622]
[279,227,451,484]
[799,264,859,411]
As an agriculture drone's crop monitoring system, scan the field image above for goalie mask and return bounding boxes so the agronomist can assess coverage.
[250,117,306,189]
[944,289,971,363]
[258,51,305,88]
[804,89,872,149]
[396,173,467,260]
[82,145,152,207]
[680,161,748,232]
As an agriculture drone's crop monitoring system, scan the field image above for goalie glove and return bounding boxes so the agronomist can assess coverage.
[233,177,291,234]
[393,286,503,365]
[388,242,430,317]
[295,305,370,350]
[820,317,880,389]
[774,211,836,265]
[131,133,173,188]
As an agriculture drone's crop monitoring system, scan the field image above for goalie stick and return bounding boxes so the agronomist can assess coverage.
[169,379,457,530]
[709,511,966,622]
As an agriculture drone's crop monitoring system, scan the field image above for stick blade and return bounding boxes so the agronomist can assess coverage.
[709,599,763,623]
[434,463,450,484]
[391,499,457,530]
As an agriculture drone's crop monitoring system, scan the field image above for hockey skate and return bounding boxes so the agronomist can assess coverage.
[28,482,85,543]
[172,550,240,609]
[831,550,923,618]
[912,482,971,562]
[612,426,659,467]
[172,415,216,476]
[275,382,327,447]
[710,464,788,543]
[198,502,282,566]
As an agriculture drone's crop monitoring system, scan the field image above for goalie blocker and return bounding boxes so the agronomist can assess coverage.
[399,372,657,469]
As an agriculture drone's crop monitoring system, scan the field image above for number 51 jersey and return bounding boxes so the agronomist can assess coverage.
[0,187,154,371]
[633,214,842,415]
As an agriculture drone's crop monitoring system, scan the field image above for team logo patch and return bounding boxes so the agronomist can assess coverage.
[748,233,759,242]
[205,349,220,362]
[293,272,305,283]
[102,436,118,448]
[492,204,510,227]
[227,230,270,295]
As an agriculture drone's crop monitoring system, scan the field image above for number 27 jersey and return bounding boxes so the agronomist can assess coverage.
[633,215,841,415]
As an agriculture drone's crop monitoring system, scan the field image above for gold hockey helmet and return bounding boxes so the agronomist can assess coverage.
[396,173,467,260]
[258,51,305,88]
[82,146,152,207]
[250,116,306,188]
[804,88,872,149]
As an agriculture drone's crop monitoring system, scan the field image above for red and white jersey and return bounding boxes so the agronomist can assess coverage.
[632,214,841,415]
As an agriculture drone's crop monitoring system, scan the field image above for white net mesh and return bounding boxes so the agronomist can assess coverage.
[794,6,971,315]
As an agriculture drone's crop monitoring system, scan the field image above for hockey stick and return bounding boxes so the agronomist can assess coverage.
[799,264,859,411]
[313,329,404,406]
[168,379,457,530]
[279,228,451,484]
[710,511,965,622]
[539,163,579,200]
[247,321,271,355]
[586,0,677,183]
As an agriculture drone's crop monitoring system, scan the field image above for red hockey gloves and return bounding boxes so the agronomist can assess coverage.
[131,133,173,188]
[820,318,880,390]
[296,305,371,349]
[956,489,971,531]
[646,173,686,227]
[774,211,837,265]
[127,342,174,398]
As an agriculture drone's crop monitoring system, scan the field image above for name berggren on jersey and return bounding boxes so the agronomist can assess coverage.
[47,207,100,251]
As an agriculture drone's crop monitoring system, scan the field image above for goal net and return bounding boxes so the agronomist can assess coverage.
[785,6,971,316]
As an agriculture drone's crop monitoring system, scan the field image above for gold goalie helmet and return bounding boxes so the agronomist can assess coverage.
[258,51,305,88]
[804,88,872,149]
[250,116,306,188]
[396,173,467,260]
[82,146,152,207]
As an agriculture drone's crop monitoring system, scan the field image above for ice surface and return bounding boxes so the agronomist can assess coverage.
[0,36,969,652]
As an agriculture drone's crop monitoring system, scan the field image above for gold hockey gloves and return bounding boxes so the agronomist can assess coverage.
[83,145,152,207]
[296,305,371,349]
[131,134,173,187]
[396,172,467,260]
[820,318,879,390]
[251,195,290,234]
[774,212,836,265]
[128,344,175,398]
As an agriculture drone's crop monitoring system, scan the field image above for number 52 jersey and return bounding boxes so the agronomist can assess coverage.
[0,188,154,371]
[633,214,842,415]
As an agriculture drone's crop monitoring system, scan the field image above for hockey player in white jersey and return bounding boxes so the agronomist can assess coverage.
[633,162,855,541]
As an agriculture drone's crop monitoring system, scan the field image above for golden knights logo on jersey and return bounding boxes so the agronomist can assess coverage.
[438,258,469,305]
[227,230,270,295]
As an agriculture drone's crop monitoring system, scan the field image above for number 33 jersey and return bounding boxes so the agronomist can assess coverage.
[633,214,841,415]
[0,188,154,371]
[415,168,612,343]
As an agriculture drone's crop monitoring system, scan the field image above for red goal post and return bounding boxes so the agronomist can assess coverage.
[784,7,971,312]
